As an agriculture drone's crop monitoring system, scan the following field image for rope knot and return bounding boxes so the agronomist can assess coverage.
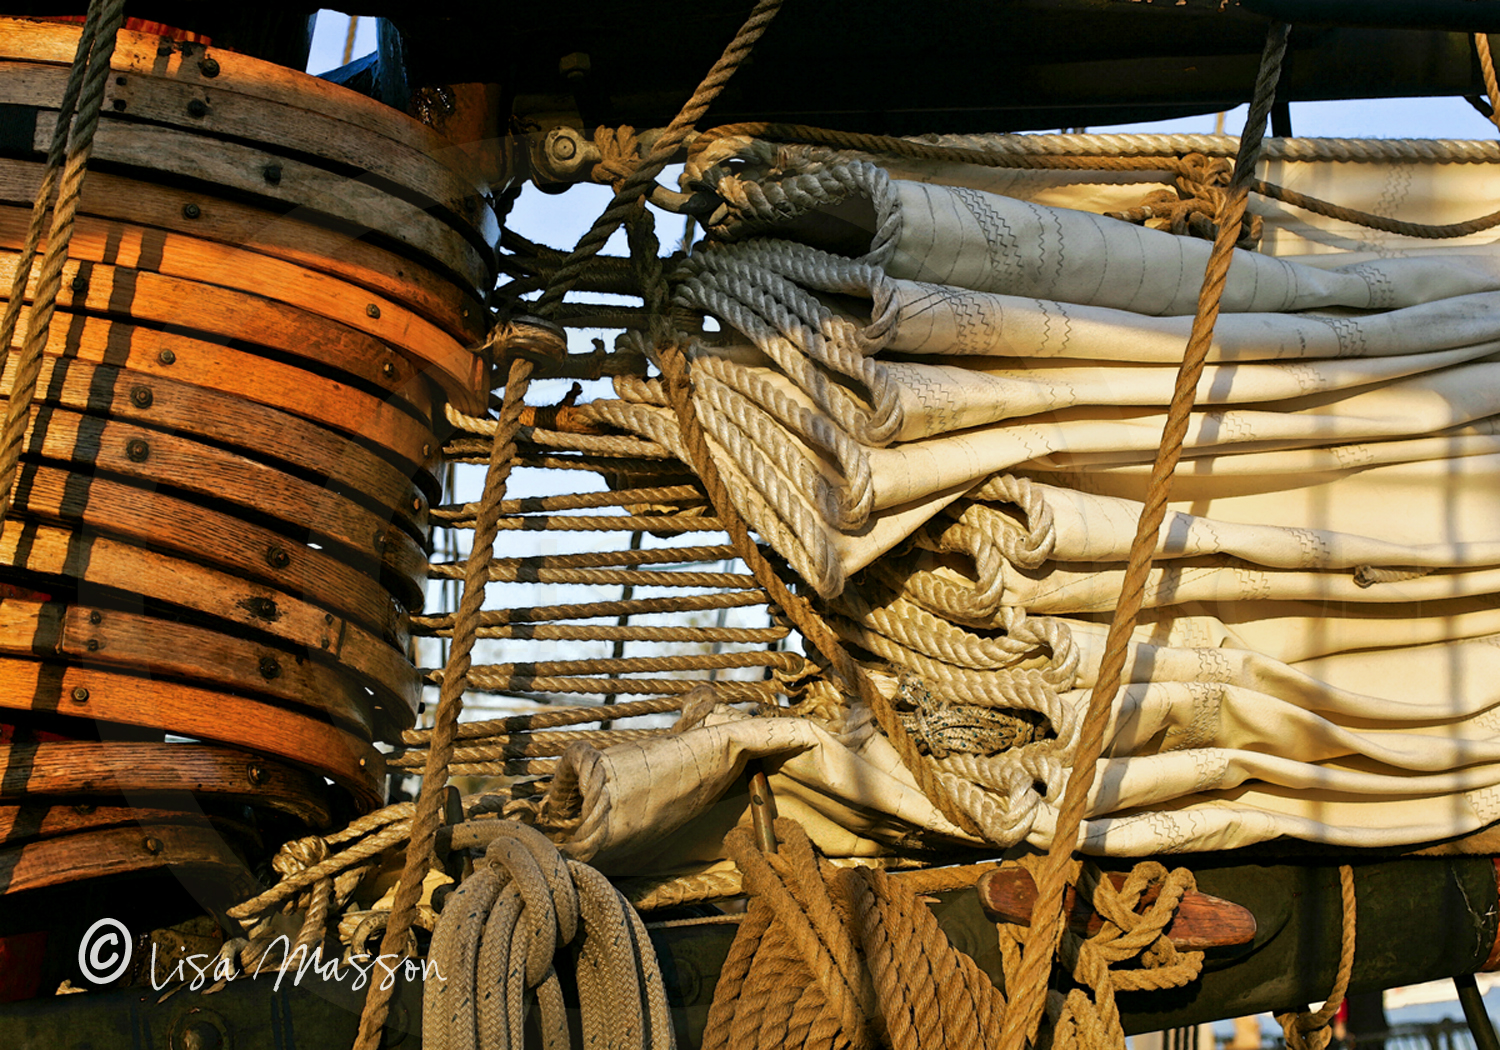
[271,835,330,878]
[592,125,642,185]
[483,314,568,372]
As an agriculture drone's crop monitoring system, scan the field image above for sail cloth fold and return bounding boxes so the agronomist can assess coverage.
[589,142,1500,855]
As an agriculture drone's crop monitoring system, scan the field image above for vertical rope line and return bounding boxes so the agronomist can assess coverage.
[996,22,1291,1050]
[354,3,787,1046]
[0,0,124,540]
[0,1,99,372]
[1477,34,1500,133]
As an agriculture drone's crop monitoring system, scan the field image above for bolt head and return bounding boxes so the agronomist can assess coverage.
[71,686,89,703]
[263,163,283,185]
[381,362,397,379]
[86,639,99,651]
[187,98,208,118]
[258,655,281,680]
[130,386,153,409]
[247,765,269,786]
[182,203,201,219]
[143,836,163,854]
[550,132,577,161]
[265,546,290,569]
[158,348,176,365]
[198,57,220,78]
[71,275,88,295]
[366,303,381,319]
[126,438,150,462]
[89,610,102,625]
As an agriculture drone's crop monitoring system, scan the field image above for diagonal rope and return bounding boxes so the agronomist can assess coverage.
[1477,34,1500,135]
[351,3,787,1047]
[995,22,1292,1050]
[0,0,126,539]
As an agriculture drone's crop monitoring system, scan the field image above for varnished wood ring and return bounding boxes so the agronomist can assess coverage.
[0,658,383,806]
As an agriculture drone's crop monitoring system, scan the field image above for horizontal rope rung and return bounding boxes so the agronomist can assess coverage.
[428,565,755,587]
[433,485,707,519]
[409,589,770,630]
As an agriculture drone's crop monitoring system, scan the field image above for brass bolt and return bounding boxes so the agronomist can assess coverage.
[143,836,163,854]
[366,303,381,319]
[198,57,220,78]
[89,610,102,625]
[71,686,89,703]
[130,386,153,409]
[126,438,150,462]
[158,348,176,365]
[258,655,281,680]
[265,545,291,569]
[86,639,99,651]
[381,361,397,379]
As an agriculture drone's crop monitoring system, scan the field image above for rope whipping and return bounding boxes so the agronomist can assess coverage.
[996,22,1291,1050]
[351,2,787,1046]
[0,0,126,538]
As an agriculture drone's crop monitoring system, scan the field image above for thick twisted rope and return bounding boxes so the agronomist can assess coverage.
[1479,35,1500,136]
[355,4,786,1044]
[1275,865,1358,1050]
[0,0,125,538]
[996,23,1292,1050]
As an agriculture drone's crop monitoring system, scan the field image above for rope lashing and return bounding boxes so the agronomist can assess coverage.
[352,2,788,1046]
[688,120,1500,243]
[996,22,1292,1050]
[0,0,126,541]
[1275,865,1358,1050]
[1478,34,1500,136]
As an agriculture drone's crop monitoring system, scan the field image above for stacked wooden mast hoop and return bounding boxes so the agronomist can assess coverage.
[0,13,495,901]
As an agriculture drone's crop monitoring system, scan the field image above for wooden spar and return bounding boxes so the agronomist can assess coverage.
[22,113,494,314]
[0,660,384,804]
